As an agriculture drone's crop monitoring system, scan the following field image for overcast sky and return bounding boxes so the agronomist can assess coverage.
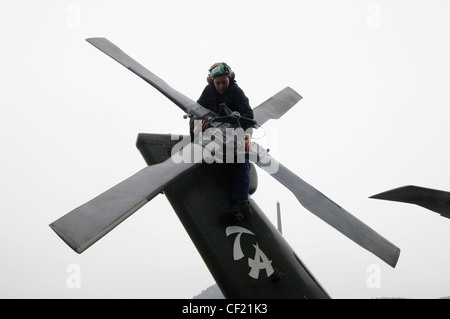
[1,0,450,299]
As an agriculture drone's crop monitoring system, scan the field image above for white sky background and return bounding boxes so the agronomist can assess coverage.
[1,0,450,299]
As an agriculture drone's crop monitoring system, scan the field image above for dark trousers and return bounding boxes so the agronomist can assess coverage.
[231,160,250,201]
[189,123,250,201]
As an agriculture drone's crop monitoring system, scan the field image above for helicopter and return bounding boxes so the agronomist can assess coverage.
[371,185,450,219]
[50,38,400,299]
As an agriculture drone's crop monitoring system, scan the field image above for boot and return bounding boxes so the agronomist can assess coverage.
[220,200,251,223]
[225,199,250,213]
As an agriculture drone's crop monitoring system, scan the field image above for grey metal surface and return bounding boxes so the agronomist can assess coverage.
[86,38,211,118]
[249,143,400,268]
[371,185,450,219]
[49,144,202,253]
[277,201,282,234]
[252,87,302,126]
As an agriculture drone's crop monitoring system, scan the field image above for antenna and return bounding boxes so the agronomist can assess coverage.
[277,201,282,234]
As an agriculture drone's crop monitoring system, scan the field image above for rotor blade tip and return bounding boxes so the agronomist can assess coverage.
[86,37,107,44]
[391,248,401,268]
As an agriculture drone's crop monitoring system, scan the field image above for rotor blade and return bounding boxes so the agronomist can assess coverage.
[371,185,450,219]
[249,143,400,268]
[85,37,210,118]
[253,87,302,126]
[49,143,202,253]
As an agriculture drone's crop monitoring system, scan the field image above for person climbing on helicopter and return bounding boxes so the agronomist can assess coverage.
[191,62,254,217]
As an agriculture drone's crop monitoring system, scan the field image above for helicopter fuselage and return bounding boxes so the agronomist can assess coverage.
[137,133,330,299]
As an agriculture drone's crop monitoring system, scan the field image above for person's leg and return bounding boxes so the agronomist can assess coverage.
[231,161,250,201]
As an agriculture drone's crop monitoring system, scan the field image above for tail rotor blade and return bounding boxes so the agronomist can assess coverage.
[249,143,400,268]
[253,87,302,126]
[50,143,202,253]
[85,37,210,118]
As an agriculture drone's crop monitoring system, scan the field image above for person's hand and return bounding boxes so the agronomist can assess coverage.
[193,120,207,135]
[245,134,251,153]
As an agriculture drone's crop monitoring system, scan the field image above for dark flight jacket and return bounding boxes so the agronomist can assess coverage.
[194,80,253,201]
[197,81,254,132]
